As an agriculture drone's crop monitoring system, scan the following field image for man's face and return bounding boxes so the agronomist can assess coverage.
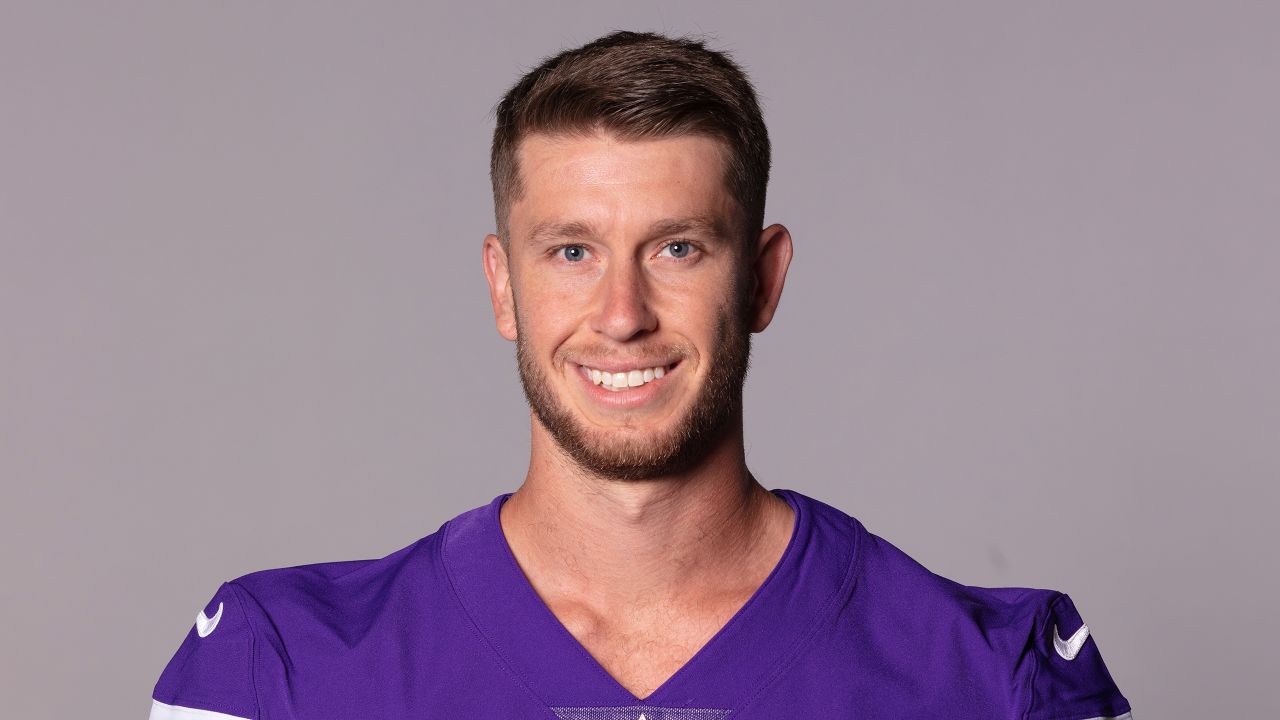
[485,132,754,480]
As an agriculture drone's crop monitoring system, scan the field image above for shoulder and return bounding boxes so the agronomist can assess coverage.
[791,491,1132,720]
[794,491,1062,638]
[150,524,452,720]
[857,519,1057,627]
[230,529,446,627]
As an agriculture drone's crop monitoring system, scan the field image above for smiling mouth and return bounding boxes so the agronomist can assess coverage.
[577,362,677,392]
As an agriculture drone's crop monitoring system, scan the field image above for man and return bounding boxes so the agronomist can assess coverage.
[150,31,1132,719]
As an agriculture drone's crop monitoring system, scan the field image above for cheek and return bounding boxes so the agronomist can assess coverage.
[659,268,742,323]
[514,282,580,349]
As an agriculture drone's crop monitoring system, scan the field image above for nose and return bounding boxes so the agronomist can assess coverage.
[589,258,658,342]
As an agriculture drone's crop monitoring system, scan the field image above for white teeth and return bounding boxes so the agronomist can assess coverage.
[582,364,672,390]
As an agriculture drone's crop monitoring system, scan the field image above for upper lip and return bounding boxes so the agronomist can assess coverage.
[572,359,679,373]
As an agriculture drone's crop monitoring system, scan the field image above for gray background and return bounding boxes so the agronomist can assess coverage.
[2,1,1276,717]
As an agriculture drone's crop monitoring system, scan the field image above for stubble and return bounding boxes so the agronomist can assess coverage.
[513,283,752,481]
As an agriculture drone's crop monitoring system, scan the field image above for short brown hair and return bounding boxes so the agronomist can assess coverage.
[490,31,771,244]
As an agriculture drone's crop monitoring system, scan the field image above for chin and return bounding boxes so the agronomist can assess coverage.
[541,393,738,481]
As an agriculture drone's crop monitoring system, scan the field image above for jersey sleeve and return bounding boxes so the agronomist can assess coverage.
[1019,592,1132,720]
[149,583,260,720]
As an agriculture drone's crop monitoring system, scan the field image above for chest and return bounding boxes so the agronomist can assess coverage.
[551,598,746,699]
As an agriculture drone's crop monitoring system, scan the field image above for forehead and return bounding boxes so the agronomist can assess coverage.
[510,132,738,239]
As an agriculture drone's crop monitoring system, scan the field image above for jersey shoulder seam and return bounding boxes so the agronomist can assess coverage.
[1021,590,1066,720]
[225,581,263,720]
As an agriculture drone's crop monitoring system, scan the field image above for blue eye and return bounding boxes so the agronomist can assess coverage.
[561,245,587,262]
[662,242,693,259]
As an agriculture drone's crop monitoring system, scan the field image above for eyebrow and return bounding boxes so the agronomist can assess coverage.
[649,215,732,241]
[527,219,596,246]
[525,215,732,246]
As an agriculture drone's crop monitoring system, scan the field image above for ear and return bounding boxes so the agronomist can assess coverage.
[747,223,793,333]
[482,234,518,341]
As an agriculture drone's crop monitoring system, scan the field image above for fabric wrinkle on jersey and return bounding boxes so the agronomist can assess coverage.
[150,489,1132,719]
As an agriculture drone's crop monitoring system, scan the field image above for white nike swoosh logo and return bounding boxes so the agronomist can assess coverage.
[1053,622,1089,660]
[196,602,223,638]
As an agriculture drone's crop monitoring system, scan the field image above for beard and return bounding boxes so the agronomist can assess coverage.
[513,285,752,481]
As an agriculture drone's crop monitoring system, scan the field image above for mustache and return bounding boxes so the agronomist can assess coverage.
[556,344,691,366]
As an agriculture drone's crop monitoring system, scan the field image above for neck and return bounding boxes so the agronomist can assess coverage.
[500,415,794,610]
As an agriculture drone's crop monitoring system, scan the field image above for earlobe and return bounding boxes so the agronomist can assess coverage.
[482,234,518,341]
[748,224,794,333]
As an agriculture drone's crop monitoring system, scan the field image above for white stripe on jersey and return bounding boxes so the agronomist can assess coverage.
[149,699,251,720]
[148,698,1133,720]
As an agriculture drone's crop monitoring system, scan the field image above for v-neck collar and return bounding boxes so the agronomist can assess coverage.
[441,489,862,712]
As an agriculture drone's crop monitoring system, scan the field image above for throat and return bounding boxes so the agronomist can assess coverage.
[500,472,793,597]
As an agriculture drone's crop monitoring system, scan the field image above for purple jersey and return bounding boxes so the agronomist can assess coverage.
[150,490,1131,719]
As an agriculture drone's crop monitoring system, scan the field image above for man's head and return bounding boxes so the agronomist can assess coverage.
[482,32,791,481]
